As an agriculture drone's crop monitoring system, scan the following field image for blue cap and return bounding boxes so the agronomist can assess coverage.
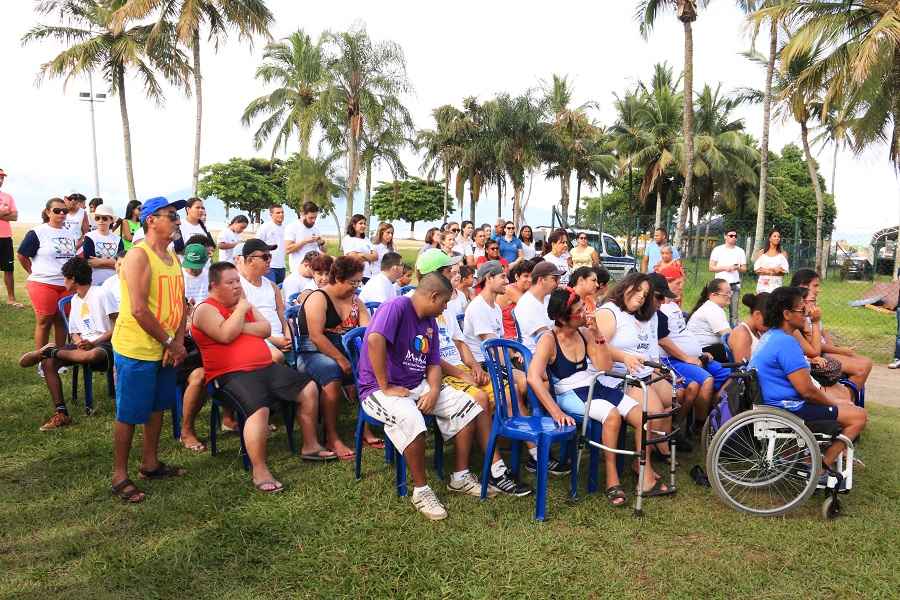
[140,196,187,224]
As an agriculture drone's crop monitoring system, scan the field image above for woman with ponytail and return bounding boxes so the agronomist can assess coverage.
[686,278,732,362]
[729,292,769,362]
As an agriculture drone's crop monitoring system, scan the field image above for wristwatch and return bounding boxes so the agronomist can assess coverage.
[162,335,174,348]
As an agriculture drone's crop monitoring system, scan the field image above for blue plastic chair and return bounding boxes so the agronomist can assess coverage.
[399,285,416,295]
[56,295,115,414]
[721,332,735,363]
[364,301,381,315]
[287,292,301,305]
[342,327,444,496]
[480,338,579,521]
[456,313,464,329]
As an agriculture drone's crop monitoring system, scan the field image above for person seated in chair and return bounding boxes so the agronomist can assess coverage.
[728,292,769,363]
[282,250,319,304]
[238,239,292,364]
[359,251,403,305]
[749,286,867,472]
[686,278,733,363]
[357,273,497,520]
[191,261,336,493]
[19,257,116,431]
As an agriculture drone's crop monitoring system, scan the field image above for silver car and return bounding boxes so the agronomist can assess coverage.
[532,227,637,280]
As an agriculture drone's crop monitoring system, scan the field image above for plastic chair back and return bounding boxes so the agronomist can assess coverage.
[482,338,530,421]
[722,332,734,363]
[57,295,73,331]
[399,285,416,295]
[455,313,464,329]
[341,326,367,381]
[287,292,301,305]
[364,301,381,315]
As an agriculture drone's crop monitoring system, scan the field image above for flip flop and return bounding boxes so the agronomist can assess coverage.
[5,301,24,309]
[138,461,187,480]
[328,447,356,461]
[301,449,338,462]
[111,478,146,503]
[363,437,385,450]
[180,439,207,453]
[641,477,673,498]
[605,484,628,507]
[254,480,284,494]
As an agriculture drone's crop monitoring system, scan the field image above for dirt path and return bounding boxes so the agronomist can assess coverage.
[864,365,899,409]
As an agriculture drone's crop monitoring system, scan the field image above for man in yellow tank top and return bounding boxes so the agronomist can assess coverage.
[110,197,188,503]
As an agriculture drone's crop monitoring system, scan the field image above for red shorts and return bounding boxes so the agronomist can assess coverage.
[26,281,72,317]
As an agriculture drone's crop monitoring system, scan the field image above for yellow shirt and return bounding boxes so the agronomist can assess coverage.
[112,242,185,361]
[570,245,595,269]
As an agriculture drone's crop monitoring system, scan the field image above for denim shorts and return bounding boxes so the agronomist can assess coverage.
[294,336,354,387]
[663,358,731,391]
[114,352,176,424]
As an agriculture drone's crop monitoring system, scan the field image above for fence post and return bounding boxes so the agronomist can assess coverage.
[793,217,801,270]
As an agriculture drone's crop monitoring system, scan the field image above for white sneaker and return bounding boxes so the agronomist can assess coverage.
[37,364,45,378]
[888,359,900,369]
[411,486,448,521]
[58,365,69,374]
[448,472,495,498]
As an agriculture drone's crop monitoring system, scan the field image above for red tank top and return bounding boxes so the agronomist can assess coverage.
[191,297,273,382]
[501,302,518,339]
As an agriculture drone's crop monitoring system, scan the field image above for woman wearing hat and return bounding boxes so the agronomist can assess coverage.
[83,205,124,286]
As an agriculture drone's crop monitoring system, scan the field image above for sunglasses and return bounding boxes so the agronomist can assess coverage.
[95,216,113,222]
[249,253,272,262]
[726,233,737,238]
[578,236,587,240]
[51,207,69,215]
[505,226,515,230]
[152,212,179,221]
[451,228,460,233]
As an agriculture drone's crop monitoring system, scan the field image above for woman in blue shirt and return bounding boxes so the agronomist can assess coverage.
[497,221,524,265]
[749,286,867,470]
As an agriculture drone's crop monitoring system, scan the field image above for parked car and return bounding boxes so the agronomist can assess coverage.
[532,226,637,280]
[842,256,874,280]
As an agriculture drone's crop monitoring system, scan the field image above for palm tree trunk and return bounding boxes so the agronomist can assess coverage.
[574,175,582,226]
[116,67,137,203]
[560,171,570,226]
[191,30,203,196]
[753,19,777,257]
[831,142,838,198]
[496,179,502,220]
[800,120,825,272]
[443,164,450,219]
[892,48,900,278]
[364,161,373,223]
[513,184,523,230]
[654,187,663,230]
[673,20,695,248]
[346,124,361,223]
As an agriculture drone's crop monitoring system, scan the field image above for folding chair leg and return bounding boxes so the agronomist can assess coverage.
[395,451,407,497]
[568,434,580,500]
[509,440,522,478]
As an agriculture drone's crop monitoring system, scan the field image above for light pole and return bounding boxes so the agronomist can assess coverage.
[79,72,106,198]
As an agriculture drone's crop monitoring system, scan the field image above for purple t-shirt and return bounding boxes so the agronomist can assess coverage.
[357,296,441,400]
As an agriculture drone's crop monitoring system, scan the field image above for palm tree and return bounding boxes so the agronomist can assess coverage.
[241,30,326,159]
[418,104,464,220]
[360,96,413,221]
[812,97,858,205]
[286,153,344,235]
[456,97,492,222]
[113,0,273,195]
[24,0,190,203]
[573,125,618,226]
[611,88,648,243]
[319,25,412,226]
[637,0,709,249]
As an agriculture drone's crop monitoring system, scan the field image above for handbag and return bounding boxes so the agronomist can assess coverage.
[810,356,842,387]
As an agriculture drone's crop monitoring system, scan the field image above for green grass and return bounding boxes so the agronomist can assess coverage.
[3,238,900,598]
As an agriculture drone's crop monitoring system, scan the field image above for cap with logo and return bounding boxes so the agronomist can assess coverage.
[416,248,461,275]
[181,243,210,270]
[241,238,278,257]
[139,196,188,224]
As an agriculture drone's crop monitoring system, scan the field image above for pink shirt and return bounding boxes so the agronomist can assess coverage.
[0,192,15,238]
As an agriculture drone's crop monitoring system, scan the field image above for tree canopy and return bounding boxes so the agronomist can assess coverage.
[197,157,284,223]
[370,177,451,234]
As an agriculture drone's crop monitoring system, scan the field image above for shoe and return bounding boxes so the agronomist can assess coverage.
[888,359,900,369]
[448,472,495,497]
[39,412,72,431]
[488,469,533,497]
[58,365,69,374]
[411,486,448,521]
[525,456,571,476]
[37,363,45,378]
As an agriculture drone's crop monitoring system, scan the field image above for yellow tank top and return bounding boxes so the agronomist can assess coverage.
[112,242,185,361]
[570,245,594,269]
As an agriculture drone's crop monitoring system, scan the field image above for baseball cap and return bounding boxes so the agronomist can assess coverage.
[140,196,187,224]
[241,238,277,257]
[94,204,115,219]
[181,243,209,270]
[647,272,677,299]
[416,248,461,275]
[475,260,504,284]
[532,261,563,280]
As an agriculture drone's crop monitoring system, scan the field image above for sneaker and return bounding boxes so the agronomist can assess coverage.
[37,363,45,378]
[58,365,69,374]
[39,412,72,431]
[888,359,900,369]
[525,456,571,476]
[488,469,533,497]
[448,472,495,497]
[411,486,448,521]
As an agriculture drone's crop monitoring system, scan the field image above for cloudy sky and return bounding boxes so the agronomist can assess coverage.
[2,0,896,242]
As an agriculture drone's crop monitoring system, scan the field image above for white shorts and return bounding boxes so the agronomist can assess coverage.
[556,387,639,424]
[362,381,483,454]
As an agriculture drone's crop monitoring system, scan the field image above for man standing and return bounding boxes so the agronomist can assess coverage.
[642,227,680,273]
[491,218,506,241]
[513,261,560,353]
[285,201,325,275]
[110,196,188,504]
[256,205,287,285]
[709,229,747,326]
[0,168,22,307]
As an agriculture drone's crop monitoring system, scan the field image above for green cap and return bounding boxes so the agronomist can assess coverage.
[416,248,461,275]
[182,243,209,270]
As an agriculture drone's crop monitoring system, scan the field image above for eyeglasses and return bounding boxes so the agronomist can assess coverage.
[152,212,179,222]
[578,236,587,240]
[51,207,69,215]
[788,307,805,313]
[713,291,733,297]
[95,216,112,222]
[451,228,460,233]
[249,253,272,262]
[505,226,515,230]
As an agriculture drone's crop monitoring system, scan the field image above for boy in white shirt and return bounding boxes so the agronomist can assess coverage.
[182,243,210,306]
[359,251,403,305]
[282,250,319,304]
[101,251,125,313]
[256,205,287,284]
[708,229,747,326]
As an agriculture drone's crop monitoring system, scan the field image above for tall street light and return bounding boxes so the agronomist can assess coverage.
[79,72,106,198]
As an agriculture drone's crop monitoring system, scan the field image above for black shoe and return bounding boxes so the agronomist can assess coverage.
[525,456,571,476]
[488,469,533,497]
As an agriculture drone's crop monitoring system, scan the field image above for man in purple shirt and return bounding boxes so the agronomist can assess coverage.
[358,273,494,520]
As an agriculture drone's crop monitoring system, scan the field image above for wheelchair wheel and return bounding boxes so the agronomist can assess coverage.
[700,413,715,457]
[821,495,842,520]
[706,407,820,517]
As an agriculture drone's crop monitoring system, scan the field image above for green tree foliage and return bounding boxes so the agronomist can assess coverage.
[370,178,452,235]
[198,158,284,224]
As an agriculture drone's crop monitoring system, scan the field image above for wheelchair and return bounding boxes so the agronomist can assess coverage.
[703,364,856,519]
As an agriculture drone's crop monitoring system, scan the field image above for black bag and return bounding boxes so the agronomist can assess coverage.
[810,356,843,387]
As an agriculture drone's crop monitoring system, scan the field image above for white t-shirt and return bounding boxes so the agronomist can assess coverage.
[179,220,209,248]
[101,273,121,313]
[687,300,730,347]
[373,243,394,274]
[183,267,209,305]
[473,245,486,261]
[285,220,321,273]
[359,272,397,305]
[64,207,86,234]
[710,244,747,284]
[462,294,504,363]
[82,230,122,285]
[282,272,310,303]
[543,253,571,286]
[453,239,474,258]
[256,221,286,268]
[446,289,469,320]
[598,301,654,386]
[217,228,240,263]
[19,224,80,286]
[513,290,552,352]
[68,286,115,342]
[659,301,702,358]
[342,236,376,278]
[132,226,145,244]
[521,241,536,260]
[240,274,282,336]
[436,309,465,367]
[753,252,790,293]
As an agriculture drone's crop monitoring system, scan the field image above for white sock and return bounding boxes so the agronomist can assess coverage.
[528,447,538,461]
[413,485,430,497]
[451,469,469,483]
[490,459,507,478]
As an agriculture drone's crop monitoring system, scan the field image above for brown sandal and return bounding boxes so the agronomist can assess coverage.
[111,478,146,503]
[138,461,187,480]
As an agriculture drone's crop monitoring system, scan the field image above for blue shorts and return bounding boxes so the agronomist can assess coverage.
[790,403,838,422]
[663,358,731,391]
[114,352,176,425]
[294,335,354,387]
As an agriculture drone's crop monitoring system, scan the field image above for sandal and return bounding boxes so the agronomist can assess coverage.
[363,437,385,450]
[6,301,24,309]
[641,477,673,498]
[254,480,284,494]
[138,461,187,480]
[301,449,338,462]
[605,484,628,507]
[111,478,146,503]
[180,439,207,453]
